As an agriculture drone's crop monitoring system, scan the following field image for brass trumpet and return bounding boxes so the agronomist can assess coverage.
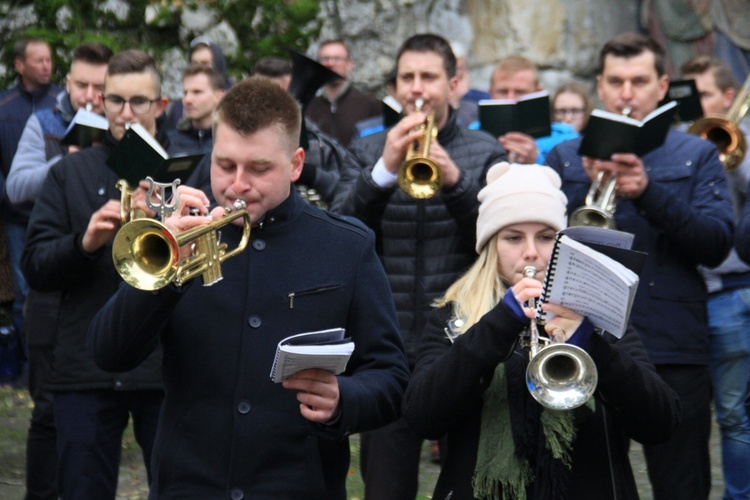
[117,179,146,224]
[398,98,442,199]
[688,75,750,170]
[112,200,251,291]
[523,266,598,410]
[569,107,633,229]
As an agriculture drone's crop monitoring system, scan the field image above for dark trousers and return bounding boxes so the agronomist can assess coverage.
[24,290,60,500]
[54,389,163,500]
[360,416,424,500]
[25,345,57,500]
[644,364,712,500]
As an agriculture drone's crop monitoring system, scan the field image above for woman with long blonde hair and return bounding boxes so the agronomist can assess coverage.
[403,162,680,500]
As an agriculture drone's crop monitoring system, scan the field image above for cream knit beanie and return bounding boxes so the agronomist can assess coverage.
[475,162,568,253]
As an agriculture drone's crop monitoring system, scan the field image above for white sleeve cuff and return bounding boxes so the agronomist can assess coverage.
[371,157,399,188]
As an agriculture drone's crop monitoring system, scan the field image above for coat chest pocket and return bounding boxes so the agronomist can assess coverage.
[287,284,343,309]
[647,163,691,183]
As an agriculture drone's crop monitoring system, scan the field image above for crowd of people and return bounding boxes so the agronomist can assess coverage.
[0,25,749,500]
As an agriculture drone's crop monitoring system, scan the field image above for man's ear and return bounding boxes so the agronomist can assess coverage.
[289,147,305,182]
[156,96,170,114]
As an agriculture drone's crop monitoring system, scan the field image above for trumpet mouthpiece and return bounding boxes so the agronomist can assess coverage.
[523,266,537,279]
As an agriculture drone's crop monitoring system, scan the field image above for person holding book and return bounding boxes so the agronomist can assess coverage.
[166,63,225,156]
[403,161,680,500]
[681,55,750,500]
[333,33,506,499]
[5,41,113,500]
[545,32,734,500]
[87,76,409,498]
[488,56,578,164]
[20,49,173,499]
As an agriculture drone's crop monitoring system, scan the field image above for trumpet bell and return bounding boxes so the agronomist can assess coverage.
[113,219,180,291]
[526,343,598,410]
[569,205,616,229]
[688,115,747,170]
[398,157,442,199]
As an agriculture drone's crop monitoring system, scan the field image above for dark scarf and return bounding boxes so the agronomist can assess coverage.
[472,348,591,499]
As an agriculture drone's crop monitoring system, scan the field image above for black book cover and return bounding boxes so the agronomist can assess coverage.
[478,90,552,138]
[659,79,703,123]
[60,109,108,147]
[106,123,203,186]
[577,101,678,159]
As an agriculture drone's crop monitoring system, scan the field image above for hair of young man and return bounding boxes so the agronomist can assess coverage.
[318,39,350,59]
[105,49,162,95]
[680,55,739,93]
[396,33,457,79]
[13,37,50,61]
[552,81,594,117]
[183,62,226,90]
[434,233,506,333]
[252,57,293,78]
[213,76,301,152]
[492,55,539,84]
[72,42,114,66]
[598,32,666,77]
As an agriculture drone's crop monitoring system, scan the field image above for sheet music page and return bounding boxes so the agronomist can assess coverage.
[540,236,638,338]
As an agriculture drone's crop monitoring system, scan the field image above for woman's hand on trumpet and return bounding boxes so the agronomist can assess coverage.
[511,274,544,320]
[541,302,584,343]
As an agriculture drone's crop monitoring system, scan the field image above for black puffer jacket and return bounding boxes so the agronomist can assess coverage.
[332,110,506,364]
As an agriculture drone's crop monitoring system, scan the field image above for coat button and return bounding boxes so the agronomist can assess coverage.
[98,187,105,196]
[248,315,261,328]
[237,401,251,414]
[230,488,244,499]
[252,239,266,251]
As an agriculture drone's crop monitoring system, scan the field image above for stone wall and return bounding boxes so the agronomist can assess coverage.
[0,0,639,99]
[312,0,639,96]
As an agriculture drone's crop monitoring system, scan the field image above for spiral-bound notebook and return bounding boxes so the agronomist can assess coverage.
[536,234,639,338]
[269,328,354,383]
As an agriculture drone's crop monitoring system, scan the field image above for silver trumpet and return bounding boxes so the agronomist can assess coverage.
[523,266,598,410]
[569,107,632,229]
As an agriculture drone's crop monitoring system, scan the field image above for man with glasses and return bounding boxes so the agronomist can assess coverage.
[306,39,381,147]
[21,49,170,499]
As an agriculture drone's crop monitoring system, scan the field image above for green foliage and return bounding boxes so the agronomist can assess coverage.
[0,0,322,89]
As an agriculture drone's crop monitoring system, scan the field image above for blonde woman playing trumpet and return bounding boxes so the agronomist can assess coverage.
[403,162,680,500]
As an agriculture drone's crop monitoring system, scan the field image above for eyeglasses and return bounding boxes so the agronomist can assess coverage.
[103,95,161,115]
[319,56,348,63]
[553,107,586,118]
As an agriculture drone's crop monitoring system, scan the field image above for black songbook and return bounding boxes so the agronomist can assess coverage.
[659,79,704,123]
[61,108,108,147]
[478,90,552,138]
[535,233,640,338]
[559,226,647,276]
[106,123,203,186]
[577,101,678,160]
[383,99,403,128]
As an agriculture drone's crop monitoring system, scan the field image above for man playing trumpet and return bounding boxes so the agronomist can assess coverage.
[333,33,506,499]
[545,33,734,500]
[21,49,171,500]
[88,76,409,498]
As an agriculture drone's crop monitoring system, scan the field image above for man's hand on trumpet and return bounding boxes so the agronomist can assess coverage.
[582,153,650,199]
[82,199,122,254]
[161,185,214,233]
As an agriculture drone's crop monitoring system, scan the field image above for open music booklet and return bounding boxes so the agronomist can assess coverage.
[269,328,354,383]
[536,233,640,338]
